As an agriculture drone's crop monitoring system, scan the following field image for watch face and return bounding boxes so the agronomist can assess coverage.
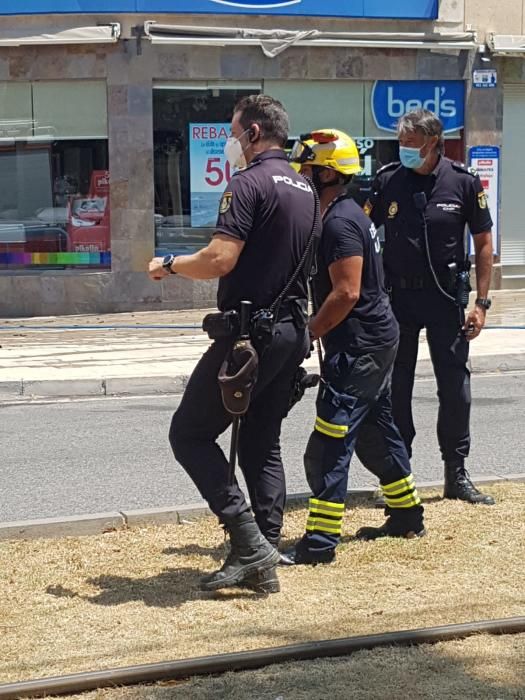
[162,255,173,267]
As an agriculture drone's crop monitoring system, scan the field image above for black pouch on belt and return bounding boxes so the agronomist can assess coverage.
[202,310,239,340]
[218,340,259,415]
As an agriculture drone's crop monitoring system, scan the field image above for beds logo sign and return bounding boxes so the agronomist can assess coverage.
[372,80,465,133]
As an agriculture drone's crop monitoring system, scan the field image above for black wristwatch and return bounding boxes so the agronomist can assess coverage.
[162,254,177,275]
[475,297,491,311]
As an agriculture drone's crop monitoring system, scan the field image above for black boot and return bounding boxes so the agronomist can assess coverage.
[242,537,281,593]
[355,505,426,541]
[200,512,280,591]
[279,539,335,566]
[241,566,280,594]
[443,462,495,505]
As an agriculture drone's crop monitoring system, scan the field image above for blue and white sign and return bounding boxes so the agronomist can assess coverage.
[473,69,497,88]
[469,146,499,254]
[372,80,465,134]
[189,123,231,228]
[0,0,438,18]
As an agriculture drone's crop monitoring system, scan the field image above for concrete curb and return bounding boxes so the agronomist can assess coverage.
[0,376,190,400]
[1,352,524,399]
[1,473,523,541]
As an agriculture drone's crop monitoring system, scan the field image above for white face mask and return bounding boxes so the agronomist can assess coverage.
[224,129,249,169]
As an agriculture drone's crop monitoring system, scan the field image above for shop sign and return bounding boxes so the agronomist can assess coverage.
[189,122,232,228]
[469,145,499,254]
[1,0,438,19]
[473,69,497,88]
[372,80,465,134]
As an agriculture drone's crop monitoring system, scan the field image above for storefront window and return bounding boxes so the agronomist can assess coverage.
[153,83,260,256]
[153,80,465,253]
[0,80,110,272]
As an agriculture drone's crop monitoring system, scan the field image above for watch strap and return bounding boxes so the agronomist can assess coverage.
[475,297,491,310]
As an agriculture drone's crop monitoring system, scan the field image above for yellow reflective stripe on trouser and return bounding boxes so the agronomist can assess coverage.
[306,497,344,535]
[382,475,415,496]
[309,497,345,518]
[306,517,342,534]
[382,475,421,509]
[385,490,421,508]
[314,416,348,439]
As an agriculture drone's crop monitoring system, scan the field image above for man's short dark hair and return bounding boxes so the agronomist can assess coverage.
[397,108,445,153]
[234,94,289,147]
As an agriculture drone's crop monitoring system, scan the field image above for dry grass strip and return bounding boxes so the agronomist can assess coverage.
[63,633,525,700]
[0,483,524,685]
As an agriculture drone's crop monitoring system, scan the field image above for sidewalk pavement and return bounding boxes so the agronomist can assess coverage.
[0,289,524,400]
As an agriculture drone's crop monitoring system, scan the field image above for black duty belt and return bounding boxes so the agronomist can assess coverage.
[202,297,308,342]
[390,275,449,291]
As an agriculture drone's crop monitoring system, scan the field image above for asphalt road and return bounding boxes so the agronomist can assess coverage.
[1,372,524,523]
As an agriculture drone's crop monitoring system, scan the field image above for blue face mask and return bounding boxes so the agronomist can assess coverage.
[399,146,426,170]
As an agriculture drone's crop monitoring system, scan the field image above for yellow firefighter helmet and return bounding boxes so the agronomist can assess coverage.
[289,129,362,176]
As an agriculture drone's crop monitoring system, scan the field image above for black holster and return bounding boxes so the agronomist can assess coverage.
[287,366,320,414]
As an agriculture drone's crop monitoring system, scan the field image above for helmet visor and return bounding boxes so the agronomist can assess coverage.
[289,139,314,164]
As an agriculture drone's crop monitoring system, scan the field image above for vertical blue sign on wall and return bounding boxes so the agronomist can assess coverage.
[469,146,500,255]
[372,81,466,134]
[0,0,439,19]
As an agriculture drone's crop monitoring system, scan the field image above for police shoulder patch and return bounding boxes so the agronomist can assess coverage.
[219,192,232,214]
[363,200,373,216]
[477,191,488,209]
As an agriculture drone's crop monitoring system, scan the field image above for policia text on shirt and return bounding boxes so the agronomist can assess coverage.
[365,108,495,506]
[148,95,320,593]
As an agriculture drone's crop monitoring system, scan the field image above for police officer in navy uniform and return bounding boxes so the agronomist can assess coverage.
[282,129,425,566]
[148,95,316,591]
[365,109,495,505]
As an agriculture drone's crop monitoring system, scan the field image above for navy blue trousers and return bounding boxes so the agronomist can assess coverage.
[391,287,471,464]
[301,343,419,554]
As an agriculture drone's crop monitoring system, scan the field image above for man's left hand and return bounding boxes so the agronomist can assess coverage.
[462,305,486,341]
[148,257,169,281]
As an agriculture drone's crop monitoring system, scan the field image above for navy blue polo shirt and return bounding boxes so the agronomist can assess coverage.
[313,196,398,354]
[366,156,493,282]
[214,150,318,311]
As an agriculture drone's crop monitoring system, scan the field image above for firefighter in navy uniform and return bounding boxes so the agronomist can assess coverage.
[148,95,317,591]
[282,129,425,566]
[365,109,495,505]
